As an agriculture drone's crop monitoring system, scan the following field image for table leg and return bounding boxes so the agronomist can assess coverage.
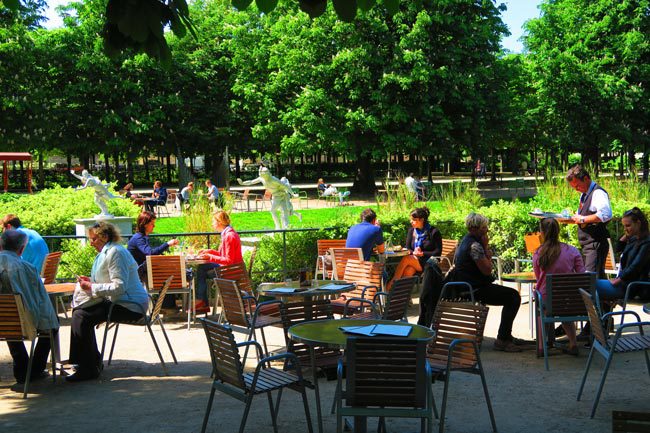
[353,416,367,433]
[309,346,324,433]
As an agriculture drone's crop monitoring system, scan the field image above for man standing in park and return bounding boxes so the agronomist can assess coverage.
[566,165,612,277]
[2,214,49,273]
[346,208,385,260]
[0,230,59,383]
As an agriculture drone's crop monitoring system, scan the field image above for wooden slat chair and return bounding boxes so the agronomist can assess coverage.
[604,238,618,277]
[427,300,496,433]
[612,411,650,432]
[618,281,650,324]
[577,288,650,418]
[314,239,347,280]
[431,239,458,275]
[146,255,193,329]
[41,251,67,317]
[329,247,363,281]
[343,276,417,322]
[213,277,284,363]
[0,293,57,398]
[100,276,177,375]
[330,259,384,316]
[200,319,313,433]
[537,272,596,370]
[256,189,272,210]
[336,337,434,433]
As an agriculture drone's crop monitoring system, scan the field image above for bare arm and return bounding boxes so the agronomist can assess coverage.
[237,177,263,186]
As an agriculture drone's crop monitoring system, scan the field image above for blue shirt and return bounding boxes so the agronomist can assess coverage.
[346,221,384,261]
[127,232,170,267]
[17,226,49,273]
[0,250,59,330]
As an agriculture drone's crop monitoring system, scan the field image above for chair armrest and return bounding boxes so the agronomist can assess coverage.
[236,340,264,362]
[622,281,650,306]
[255,352,305,380]
[602,310,642,323]
[358,284,379,299]
[343,297,379,318]
[251,299,284,322]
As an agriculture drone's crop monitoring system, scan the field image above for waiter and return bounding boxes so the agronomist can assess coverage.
[566,165,612,277]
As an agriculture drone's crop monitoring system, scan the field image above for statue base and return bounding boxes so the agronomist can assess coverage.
[74,216,134,244]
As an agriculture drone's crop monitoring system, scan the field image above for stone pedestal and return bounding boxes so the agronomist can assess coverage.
[74,216,133,244]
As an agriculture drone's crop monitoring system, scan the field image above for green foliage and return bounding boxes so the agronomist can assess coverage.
[58,239,97,278]
[0,186,140,236]
[429,181,484,214]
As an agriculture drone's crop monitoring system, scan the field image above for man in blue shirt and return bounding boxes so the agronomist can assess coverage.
[346,208,385,260]
[2,214,49,273]
[0,229,59,383]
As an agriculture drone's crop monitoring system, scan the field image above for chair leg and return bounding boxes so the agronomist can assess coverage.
[22,339,37,398]
[157,319,178,364]
[267,391,279,433]
[476,355,497,432]
[274,388,284,419]
[57,296,69,318]
[439,369,451,433]
[331,379,340,414]
[298,380,314,433]
[590,352,615,418]
[239,393,256,433]
[48,330,57,383]
[100,321,112,366]
[146,321,169,375]
[243,327,256,365]
[108,323,120,365]
[430,383,439,419]
[201,386,217,433]
[577,345,597,401]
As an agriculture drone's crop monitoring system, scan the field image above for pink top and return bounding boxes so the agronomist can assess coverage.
[201,226,243,266]
[533,243,585,299]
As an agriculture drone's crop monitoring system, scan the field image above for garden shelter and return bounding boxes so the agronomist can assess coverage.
[0,152,33,193]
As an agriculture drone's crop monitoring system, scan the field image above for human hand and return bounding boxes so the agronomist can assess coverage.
[70,169,75,175]
[77,275,90,282]
[571,214,582,223]
[414,247,423,257]
[619,235,628,242]
[168,239,180,247]
[374,219,381,227]
[611,278,622,286]
[78,279,92,292]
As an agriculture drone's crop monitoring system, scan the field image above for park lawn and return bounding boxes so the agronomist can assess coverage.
[155,201,445,234]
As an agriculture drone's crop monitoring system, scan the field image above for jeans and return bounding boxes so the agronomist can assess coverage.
[196,263,220,304]
[595,279,625,301]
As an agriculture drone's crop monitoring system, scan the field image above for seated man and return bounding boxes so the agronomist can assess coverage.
[144,180,167,213]
[179,181,194,209]
[2,214,49,273]
[317,178,327,196]
[206,179,219,204]
[0,230,59,383]
[346,208,385,260]
[322,184,351,205]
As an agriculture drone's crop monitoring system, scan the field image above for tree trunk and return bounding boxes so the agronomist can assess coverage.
[351,136,376,194]
[38,153,44,189]
[126,149,134,183]
[144,157,150,182]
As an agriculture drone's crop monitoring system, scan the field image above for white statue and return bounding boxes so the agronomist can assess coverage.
[237,166,301,229]
[71,169,121,218]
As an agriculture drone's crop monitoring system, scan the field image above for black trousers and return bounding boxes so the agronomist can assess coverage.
[7,329,58,382]
[582,239,609,279]
[474,283,521,341]
[69,301,143,372]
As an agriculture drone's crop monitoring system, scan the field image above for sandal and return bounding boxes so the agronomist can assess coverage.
[561,346,579,356]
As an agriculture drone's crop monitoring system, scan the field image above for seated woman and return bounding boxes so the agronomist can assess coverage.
[386,207,441,290]
[596,207,650,301]
[533,218,585,355]
[195,211,243,313]
[127,211,179,315]
[67,222,149,382]
[317,178,327,195]
[122,183,143,206]
[451,213,524,352]
[144,180,167,213]
[179,181,194,209]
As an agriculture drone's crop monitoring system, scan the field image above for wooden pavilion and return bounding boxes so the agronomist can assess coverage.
[0,152,33,193]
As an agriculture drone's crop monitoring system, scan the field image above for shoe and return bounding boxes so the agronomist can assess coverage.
[561,346,579,356]
[510,337,535,346]
[65,368,99,383]
[15,370,50,384]
[576,332,591,342]
[493,339,522,353]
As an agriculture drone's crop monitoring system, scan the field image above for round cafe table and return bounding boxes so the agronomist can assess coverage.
[501,272,536,337]
[257,280,355,301]
[528,211,576,225]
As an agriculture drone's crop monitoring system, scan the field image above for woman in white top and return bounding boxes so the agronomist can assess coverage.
[67,221,148,382]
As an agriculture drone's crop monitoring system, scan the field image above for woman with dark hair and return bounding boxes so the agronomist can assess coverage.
[122,183,144,206]
[145,180,168,213]
[533,218,585,355]
[386,207,442,290]
[127,211,179,314]
[67,222,149,382]
[596,207,650,300]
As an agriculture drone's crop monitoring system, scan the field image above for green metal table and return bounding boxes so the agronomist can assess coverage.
[289,319,434,433]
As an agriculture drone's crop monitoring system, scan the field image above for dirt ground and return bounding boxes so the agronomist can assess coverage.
[2,294,649,433]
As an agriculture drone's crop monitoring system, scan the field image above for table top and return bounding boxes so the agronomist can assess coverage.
[289,319,434,348]
[184,256,210,265]
[501,271,537,283]
[528,212,575,224]
[45,282,76,295]
[258,280,355,299]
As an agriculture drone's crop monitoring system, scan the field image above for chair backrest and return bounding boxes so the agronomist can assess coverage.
[330,247,364,280]
[213,278,249,327]
[150,276,175,319]
[524,232,542,255]
[428,300,489,369]
[578,288,609,349]
[0,293,34,341]
[316,239,347,256]
[382,276,417,321]
[545,273,596,318]
[604,238,617,273]
[281,300,338,365]
[214,262,253,295]
[342,259,384,299]
[200,318,246,390]
[247,246,257,279]
[41,251,63,284]
[438,239,459,273]
[345,337,429,408]
[146,255,188,292]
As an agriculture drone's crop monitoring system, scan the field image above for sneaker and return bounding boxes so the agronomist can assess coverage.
[494,339,522,353]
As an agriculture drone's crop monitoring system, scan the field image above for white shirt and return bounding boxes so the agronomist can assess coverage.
[580,181,612,223]
[323,186,338,196]
[404,176,417,193]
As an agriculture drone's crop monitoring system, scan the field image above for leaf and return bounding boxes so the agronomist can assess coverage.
[333,0,356,22]
[383,0,399,15]
[255,0,278,14]
[357,0,375,12]
[232,0,253,10]
[299,0,327,18]
[2,0,20,10]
